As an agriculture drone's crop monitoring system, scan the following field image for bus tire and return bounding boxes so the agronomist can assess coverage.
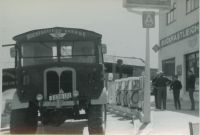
[88,104,106,135]
[10,103,38,134]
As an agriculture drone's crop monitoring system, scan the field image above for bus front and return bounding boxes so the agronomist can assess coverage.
[9,27,107,134]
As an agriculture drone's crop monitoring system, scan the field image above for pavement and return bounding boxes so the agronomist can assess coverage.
[134,108,199,135]
[1,96,199,135]
[109,97,199,135]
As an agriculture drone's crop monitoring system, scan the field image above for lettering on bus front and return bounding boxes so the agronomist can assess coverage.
[26,28,86,40]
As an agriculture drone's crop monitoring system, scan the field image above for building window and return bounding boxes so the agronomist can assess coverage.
[166,2,176,25]
[162,58,175,79]
[186,0,199,14]
[186,51,199,91]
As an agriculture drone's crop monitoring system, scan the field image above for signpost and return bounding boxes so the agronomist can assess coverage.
[123,0,168,123]
[142,11,155,28]
[0,50,2,129]
[152,44,160,53]
[142,11,155,123]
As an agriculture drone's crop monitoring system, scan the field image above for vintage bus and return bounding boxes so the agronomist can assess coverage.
[2,27,107,134]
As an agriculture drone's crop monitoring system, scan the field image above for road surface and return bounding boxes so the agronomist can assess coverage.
[1,110,136,135]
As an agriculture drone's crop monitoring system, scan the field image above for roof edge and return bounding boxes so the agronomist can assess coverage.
[13,27,102,41]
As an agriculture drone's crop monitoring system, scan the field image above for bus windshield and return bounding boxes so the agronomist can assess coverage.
[21,41,96,66]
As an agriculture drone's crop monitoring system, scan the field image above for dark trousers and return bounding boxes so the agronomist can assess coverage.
[154,88,158,108]
[173,89,181,109]
[157,87,167,109]
[189,89,195,110]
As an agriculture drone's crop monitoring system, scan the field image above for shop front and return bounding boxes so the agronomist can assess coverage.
[158,22,199,102]
[162,58,175,79]
[185,51,199,91]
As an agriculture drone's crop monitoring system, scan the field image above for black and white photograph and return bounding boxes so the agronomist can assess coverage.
[0,0,199,135]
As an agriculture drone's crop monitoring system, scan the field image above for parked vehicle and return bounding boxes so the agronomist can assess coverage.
[115,77,144,109]
[2,27,107,134]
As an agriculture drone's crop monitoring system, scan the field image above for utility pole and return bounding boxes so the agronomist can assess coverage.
[123,0,166,123]
[123,0,171,123]
[0,52,2,129]
[142,11,155,123]
[143,27,151,123]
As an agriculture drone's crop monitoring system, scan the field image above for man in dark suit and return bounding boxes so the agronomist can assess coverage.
[152,72,160,109]
[170,75,182,110]
[154,71,171,110]
[187,70,195,110]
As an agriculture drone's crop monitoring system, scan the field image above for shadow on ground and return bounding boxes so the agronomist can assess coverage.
[37,120,87,134]
[107,110,133,121]
[151,100,199,117]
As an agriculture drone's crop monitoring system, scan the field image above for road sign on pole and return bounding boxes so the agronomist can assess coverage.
[142,11,155,28]
[123,0,166,124]
[141,11,155,123]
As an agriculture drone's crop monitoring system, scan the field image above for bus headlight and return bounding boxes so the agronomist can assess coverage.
[73,90,79,97]
[36,94,43,101]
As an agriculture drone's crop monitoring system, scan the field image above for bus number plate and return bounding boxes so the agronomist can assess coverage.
[49,93,72,101]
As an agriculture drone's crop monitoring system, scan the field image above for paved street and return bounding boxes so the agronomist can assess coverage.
[1,105,199,135]
[1,96,199,135]
[1,110,135,135]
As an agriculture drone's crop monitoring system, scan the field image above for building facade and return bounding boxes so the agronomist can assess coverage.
[158,0,199,101]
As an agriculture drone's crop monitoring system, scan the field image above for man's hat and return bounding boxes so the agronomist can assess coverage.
[157,70,163,75]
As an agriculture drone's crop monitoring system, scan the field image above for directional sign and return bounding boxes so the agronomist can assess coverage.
[123,0,171,10]
[152,44,160,52]
[142,11,155,28]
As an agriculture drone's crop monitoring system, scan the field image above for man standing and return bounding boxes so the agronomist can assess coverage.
[152,72,159,109]
[154,71,171,110]
[187,70,195,110]
[170,75,182,110]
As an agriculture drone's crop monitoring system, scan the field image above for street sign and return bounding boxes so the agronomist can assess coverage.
[123,0,171,10]
[142,11,155,28]
[152,44,160,52]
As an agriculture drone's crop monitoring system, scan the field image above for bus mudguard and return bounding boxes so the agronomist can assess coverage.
[11,91,29,110]
[91,87,108,105]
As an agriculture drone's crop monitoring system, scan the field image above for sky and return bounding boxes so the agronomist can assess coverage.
[0,0,159,68]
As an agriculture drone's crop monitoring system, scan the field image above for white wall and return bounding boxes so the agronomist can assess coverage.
[158,0,199,101]
[159,0,199,40]
[159,34,199,100]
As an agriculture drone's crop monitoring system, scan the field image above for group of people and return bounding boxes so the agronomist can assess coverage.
[152,70,196,110]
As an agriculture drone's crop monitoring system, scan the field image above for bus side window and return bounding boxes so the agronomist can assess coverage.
[98,45,103,64]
